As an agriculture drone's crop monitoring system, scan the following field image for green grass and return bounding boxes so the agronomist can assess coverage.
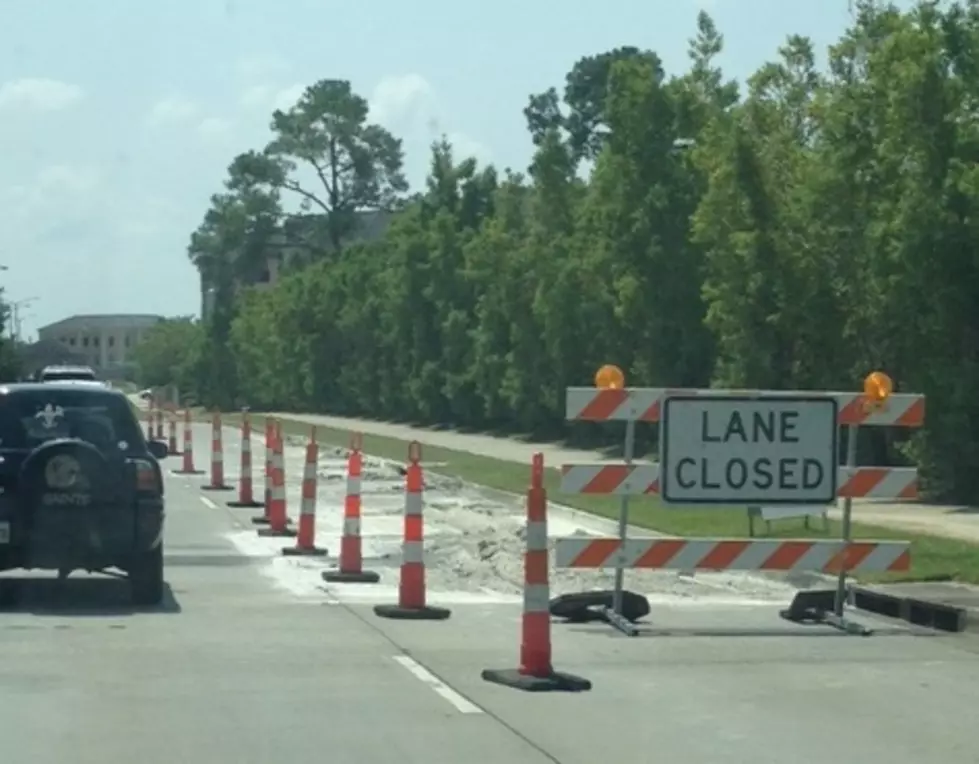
[202,409,979,586]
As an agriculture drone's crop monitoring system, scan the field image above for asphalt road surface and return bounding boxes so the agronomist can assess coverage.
[2,435,979,763]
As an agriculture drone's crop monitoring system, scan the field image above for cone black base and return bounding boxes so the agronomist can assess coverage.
[481,668,592,693]
[174,469,206,475]
[282,545,328,557]
[201,484,234,491]
[322,569,380,584]
[228,499,264,508]
[258,526,297,538]
[374,604,451,620]
[251,515,271,525]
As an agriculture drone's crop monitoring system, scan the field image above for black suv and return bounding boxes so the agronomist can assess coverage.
[0,382,167,605]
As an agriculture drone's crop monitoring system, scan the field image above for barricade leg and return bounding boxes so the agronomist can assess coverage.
[482,453,591,692]
[283,430,327,556]
[324,433,379,583]
[374,442,449,620]
[228,411,264,508]
[201,411,234,491]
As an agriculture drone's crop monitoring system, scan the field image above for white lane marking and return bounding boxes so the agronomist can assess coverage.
[200,496,217,509]
[392,655,484,715]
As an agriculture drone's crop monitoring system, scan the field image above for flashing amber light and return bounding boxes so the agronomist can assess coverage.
[863,371,893,403]
[595,364,625,390]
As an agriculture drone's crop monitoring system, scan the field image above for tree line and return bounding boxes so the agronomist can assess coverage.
[135,2,979,502]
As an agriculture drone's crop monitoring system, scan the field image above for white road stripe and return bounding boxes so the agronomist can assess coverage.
[392,655,484,715]
[200,496,217,509]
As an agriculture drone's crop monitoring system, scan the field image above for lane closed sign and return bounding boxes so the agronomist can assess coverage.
[660,395,838,505]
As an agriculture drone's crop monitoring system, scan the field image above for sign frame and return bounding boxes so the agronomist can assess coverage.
[659,394,839,506]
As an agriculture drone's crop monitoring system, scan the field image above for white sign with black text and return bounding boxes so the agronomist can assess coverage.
[660,395,838,505]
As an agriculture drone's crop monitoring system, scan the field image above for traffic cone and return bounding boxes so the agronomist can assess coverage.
[252,418,275,524]
[167,415,180,456]
[323,432,379,583]
[283,427,326,556]
[374,441,449,620]
[258,425,295,538]
[481,453,591,692]
[228,411,263,508]
[174,409,204,475]
[201,411,233,491]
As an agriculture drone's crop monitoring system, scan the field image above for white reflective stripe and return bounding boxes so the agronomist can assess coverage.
[343,517,361,536]
[402,541,424,564]
[242,438,251,454]
[525,521,547,552]
[346,476,362,495]
[303,463,316,480]
[273,485,285,501]
[524,584,550,613]
[213,453,223,464]
[300,497,315,516]
[404,492,423,516]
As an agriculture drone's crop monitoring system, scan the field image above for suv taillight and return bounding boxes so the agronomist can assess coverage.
[132,459,160,493]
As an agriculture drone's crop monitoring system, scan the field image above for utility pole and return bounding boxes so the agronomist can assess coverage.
[9,297,38,343]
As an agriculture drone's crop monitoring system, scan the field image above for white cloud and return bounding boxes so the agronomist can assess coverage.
[197,116,233,140]
[238,83,305,112]
[2,165,102,227]
[0,78,84,112]
[145,95,197,127]
[235,54,290,80]
[368,74,491,164]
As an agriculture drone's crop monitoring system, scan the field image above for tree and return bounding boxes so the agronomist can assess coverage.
[131,318,203,392]
[242,79,409,254]
[182,3,979,503]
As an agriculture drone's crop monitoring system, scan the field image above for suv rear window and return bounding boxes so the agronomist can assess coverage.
[40,369,97,382]
[0,390,143,452]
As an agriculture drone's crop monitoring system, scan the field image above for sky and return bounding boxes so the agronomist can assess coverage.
[0,0,918,340]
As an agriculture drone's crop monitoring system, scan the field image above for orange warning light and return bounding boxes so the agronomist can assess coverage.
[594,364,625,390]
[863,371,893,403]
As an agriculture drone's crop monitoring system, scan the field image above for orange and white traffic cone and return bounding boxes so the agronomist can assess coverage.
[374,441,449,620]
[258,425,295,538]
[174,409,204,475]
[481,453,591,692]
[167,414,180,456]
[145,407,154,440]
[252,418,275,524]
[323,432,379,583]
[155,409,165,440]
[283,427,326,556]
[201,411,233,491]
[228,411,263,508]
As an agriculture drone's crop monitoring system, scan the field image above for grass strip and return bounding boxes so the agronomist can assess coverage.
[184,408,979,586]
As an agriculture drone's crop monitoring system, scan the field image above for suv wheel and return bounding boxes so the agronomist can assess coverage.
[130,545,164,606]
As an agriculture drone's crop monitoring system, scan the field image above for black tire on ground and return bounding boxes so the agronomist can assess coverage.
[549,590,651,624]
[130,544,164,606]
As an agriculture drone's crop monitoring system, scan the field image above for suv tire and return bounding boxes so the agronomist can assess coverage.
[130,544,164,606]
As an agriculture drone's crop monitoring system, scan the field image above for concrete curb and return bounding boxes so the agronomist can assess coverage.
[848,585,976,633]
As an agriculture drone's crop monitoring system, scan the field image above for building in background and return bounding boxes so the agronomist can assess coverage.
[199,210,393,322]
[36,314,165,378]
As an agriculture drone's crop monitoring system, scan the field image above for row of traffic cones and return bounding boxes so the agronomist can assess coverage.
[157,406,586,693]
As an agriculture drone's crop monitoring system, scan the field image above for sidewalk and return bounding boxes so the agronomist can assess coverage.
[272,412,979,544]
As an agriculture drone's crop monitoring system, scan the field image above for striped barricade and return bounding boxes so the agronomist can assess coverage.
[553,537,910,574]
[559,463,920,499]
[560,381,926,637]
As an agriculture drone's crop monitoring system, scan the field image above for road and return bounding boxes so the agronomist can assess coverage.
[0,421,977,762]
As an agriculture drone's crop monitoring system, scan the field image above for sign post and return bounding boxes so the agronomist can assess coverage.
[593,365,638,637]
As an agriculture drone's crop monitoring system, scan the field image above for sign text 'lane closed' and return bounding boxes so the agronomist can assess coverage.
[660,396,838,505]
